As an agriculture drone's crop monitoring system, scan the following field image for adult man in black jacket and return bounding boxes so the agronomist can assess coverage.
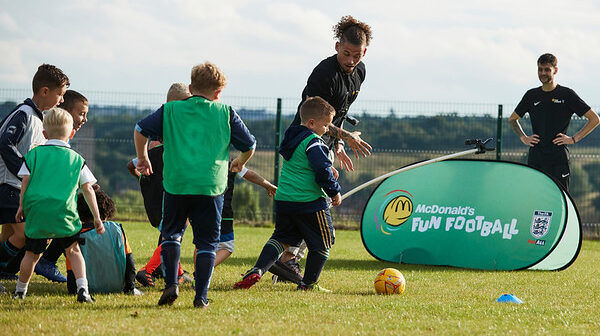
[271,16,373,284]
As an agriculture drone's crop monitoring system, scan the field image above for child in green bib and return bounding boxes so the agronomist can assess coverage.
[13,108,104,303]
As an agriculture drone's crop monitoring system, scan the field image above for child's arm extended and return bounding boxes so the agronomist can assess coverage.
[243,169,277,197]
[15,175,29,222]
[80,182,105,235]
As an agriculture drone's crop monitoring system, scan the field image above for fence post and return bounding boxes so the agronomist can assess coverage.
[273,98,282,222]
[496,104,503,160]
[274,98,282,185]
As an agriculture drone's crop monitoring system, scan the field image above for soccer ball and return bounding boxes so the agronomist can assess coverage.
[374,268,406,295]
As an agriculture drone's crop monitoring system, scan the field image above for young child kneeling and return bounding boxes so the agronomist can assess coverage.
[14,107,104,303]
[234,97,341,291]
[66,186,142,295]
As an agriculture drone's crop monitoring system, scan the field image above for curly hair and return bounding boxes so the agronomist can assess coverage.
[77,186,116,223]
[333,15,372,46]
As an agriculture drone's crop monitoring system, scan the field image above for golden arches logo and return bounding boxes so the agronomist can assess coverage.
[383,195,413,226]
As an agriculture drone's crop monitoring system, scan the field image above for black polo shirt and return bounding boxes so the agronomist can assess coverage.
[515,84,590,152]
[291,54,366,149]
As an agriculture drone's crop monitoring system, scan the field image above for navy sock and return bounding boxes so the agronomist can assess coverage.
[254,239,284,274]
[302,250,329,285]
[160,241,181,287]
[4,248,25,274]
[0,241,20,268]
[194,251,216,303]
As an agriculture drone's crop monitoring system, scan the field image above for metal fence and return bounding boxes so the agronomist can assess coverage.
[1,89,599,238]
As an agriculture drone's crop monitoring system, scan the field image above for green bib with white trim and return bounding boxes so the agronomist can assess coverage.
[23,145,84,238]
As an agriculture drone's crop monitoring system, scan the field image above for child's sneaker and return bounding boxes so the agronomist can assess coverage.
[269,260,302,284]
[297,282,331,293]
[12,291,25,299]
[34,257,67,283]
[126,288,144,296]
[158,284,179,306]
[193,298,209,309]
[178,270,193,285]
[233,268,262,289]
[76,288,95,303]
[136,269,155,287]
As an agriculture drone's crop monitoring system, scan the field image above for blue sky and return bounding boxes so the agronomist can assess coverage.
[1,0,599,106]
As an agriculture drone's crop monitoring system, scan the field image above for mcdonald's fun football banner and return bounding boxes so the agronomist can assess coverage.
[360,159,581,271]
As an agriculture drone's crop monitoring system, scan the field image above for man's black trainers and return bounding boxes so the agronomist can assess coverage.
[193,298,209,308]
[12,291,25,299]
[269,260,302,284]
[77,288,95,303]
[158,284,179,306]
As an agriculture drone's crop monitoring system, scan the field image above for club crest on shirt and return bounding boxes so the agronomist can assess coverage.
[531,210,552,238]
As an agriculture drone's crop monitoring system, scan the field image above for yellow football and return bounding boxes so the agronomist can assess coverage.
[374,268,406,295]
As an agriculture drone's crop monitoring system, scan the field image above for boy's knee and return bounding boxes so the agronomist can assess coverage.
[64,242,81,256]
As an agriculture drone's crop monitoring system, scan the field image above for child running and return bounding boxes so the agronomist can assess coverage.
[234,96,341,291]
[134,62,256,307]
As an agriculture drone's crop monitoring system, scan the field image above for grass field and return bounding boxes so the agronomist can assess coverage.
[1,222,600,335]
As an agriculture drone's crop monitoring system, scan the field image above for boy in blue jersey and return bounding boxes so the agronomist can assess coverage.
[13,107,104,302]
[234,97,341,292]
[134,62,256,308]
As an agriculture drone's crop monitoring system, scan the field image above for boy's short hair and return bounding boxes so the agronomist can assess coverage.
[166,82,191,102]
[32,64,70,94]
[190,62,227,93]
[58,90,87,113]
[300,96,335,123]
[77,186,115,223]
[538,53,557,67]
[43,107,73,139]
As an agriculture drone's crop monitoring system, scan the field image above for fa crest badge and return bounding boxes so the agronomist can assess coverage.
[531,210,552,238]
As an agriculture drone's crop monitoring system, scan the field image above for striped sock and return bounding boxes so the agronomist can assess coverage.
[0,241,20,268]
[254,239,285,274]
[302,249,329,285]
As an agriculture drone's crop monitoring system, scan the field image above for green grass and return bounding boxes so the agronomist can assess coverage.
[2,222,600,335]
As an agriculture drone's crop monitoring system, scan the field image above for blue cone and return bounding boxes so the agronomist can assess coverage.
[496,294,523,304]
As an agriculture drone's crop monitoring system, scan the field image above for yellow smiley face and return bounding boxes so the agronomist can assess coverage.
[383,195,413,226]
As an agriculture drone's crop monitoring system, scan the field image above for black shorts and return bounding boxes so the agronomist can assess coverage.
[528,148,570,191]
[272,209,334,251]
[24,233,81,255]
[0,184,20,224]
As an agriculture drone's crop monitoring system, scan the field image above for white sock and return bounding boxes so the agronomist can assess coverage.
[76,278,89,294]
[16,280,29,294]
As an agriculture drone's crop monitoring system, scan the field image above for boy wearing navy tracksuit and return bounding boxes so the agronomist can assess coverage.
[234,97,341,292]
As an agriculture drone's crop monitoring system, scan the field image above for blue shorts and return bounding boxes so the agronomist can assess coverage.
[160,191,223,252]
[271,209,335,251]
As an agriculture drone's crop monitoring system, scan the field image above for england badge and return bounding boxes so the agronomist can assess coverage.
[531,210,552,238]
